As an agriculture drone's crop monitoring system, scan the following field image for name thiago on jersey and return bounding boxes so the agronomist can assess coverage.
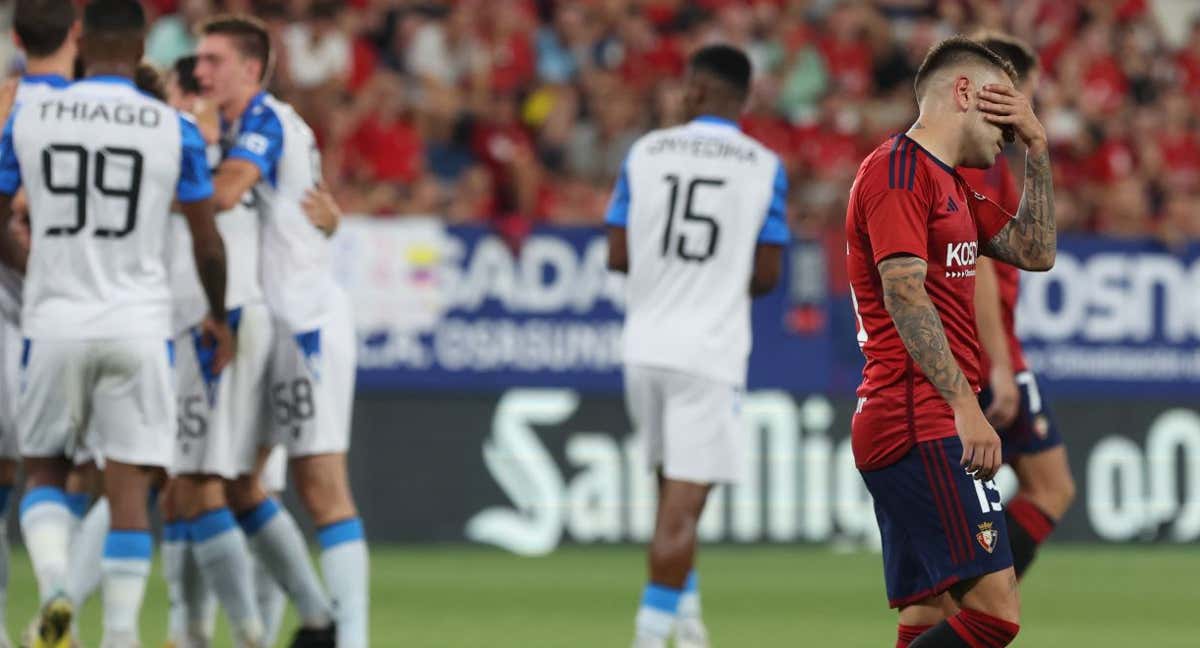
[35,98,163,128]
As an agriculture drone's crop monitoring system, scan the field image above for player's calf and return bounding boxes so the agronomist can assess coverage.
[635,479,710,645]
[293,453,369,648]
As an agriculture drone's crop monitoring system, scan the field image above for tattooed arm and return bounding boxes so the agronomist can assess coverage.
[879,255,1002,479]
[977,84,1056,271]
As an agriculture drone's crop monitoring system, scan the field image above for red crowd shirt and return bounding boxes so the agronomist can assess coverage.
[958,161,1028,381]
[845,135,1012,470]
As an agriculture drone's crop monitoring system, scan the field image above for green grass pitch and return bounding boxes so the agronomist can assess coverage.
[6,544,1197,646]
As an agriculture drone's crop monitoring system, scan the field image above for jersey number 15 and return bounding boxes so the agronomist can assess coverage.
[662,174,723,262]
[41,144,143,239]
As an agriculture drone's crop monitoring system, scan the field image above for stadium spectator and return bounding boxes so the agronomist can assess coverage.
[69,0,1200,240]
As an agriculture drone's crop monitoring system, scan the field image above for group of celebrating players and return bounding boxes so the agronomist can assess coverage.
[609,29,1074,648]
[0,1,368,647]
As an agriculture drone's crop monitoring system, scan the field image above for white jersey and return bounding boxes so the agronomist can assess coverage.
[607,116,789,386]
[0,76,213,340]
[0,74,72,325]
[224,92,341,333]
[168,144,263,334]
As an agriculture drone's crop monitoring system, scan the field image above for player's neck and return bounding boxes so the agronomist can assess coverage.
[24,53,73,80]
[222,86,262,123]
[84,62,136,81]
[904,120,961,169]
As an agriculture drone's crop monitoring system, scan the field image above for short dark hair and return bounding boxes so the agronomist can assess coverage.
[689,44,752,95]
[914,36,1017,96]
[977,33,1039,84]
[200,15,272,81]
[83,0,145,34]
[14,0,76,57]
[173,55,201,95]
[135,62,165,100]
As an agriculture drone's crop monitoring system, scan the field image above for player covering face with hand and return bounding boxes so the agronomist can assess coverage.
[844,36,1056,648]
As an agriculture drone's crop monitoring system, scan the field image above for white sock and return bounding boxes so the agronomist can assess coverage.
[65,492,91,545]
[161,521,189,644]
[318,518,369,648]
[635,583,682,640]
[182,541,217,647]
[678,570,702,621]
[100,530,152,647]
[19,486,73,604]
[253,554,287,647]
[239,498,332,627]
[66,496,109,610]
[191,508,263,645]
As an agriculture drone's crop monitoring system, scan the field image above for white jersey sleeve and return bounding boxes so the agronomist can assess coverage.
[0,77,214,340]
[224,92,340,334]
[608,117,789,386]
[0,75,74,326]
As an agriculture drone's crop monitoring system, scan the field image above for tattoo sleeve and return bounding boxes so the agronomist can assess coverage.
[879,256,973,406]
[981,148,1056,270]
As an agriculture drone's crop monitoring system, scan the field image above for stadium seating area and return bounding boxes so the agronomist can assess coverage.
[17,0,1197,242]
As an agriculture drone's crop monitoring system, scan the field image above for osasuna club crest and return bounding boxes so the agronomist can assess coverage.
[976,522,999,554]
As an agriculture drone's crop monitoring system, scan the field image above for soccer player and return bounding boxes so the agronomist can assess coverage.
[964,33,1075,580]
[194,15,366,648]
[160,52,265,647]
[844,37,1056,648]
[0,2,79,643]
[606,44,788,648]
[0,2,233,647]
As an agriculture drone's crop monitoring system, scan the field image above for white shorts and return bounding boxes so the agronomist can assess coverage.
[20,337,176,468]
[268,298,355,458]
[624,364,745,484]
[260,445,288,493]
[0,320,22,460]
[173,303,273,478]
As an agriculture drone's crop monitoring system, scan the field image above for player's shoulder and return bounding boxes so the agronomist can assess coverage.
[853,134,946,197]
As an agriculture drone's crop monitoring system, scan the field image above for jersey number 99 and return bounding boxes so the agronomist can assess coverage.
[41,144,143,238]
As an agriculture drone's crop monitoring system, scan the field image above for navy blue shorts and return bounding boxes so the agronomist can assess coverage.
[978,370,1063,464]
[860,436,1014,608]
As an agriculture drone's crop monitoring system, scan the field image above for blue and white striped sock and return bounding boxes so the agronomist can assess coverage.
[191,508,262,643]
[101,529,153,645]
[635,582,682,639]
[319,518,369,648]
[679,570,702,620]
[238,498,332,627]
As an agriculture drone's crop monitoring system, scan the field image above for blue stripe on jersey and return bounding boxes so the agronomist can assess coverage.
[226,92,284,187]
[887,135,902,189]
[21,74,69,89]
[896,138,911,191]
[20,338,29,368]
[692,115,739,129]
[907,143,920,190]
[757,161,790,245]
[0,112,22,195]
[177,115,214,202]
[604,161,631,227]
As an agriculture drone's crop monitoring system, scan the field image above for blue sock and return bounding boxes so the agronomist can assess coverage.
[190,508,238,544]
[635,582,682,639]
[236,499,280,538]
[65,492,91,519]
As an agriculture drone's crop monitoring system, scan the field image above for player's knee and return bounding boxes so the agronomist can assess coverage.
[293,458,355,522]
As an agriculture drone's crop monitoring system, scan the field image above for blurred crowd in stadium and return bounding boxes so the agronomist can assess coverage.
[4,0,1198,243]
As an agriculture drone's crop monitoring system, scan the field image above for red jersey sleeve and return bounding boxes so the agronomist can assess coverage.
[861,184,934,265]
[962,178,1014,244]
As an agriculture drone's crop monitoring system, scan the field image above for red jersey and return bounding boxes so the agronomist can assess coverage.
[958,161,1028,380]
[845,135,1012,470]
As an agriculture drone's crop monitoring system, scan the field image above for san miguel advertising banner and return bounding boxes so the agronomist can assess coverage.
[347,391,1200,548]
[331,220,1200,545]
